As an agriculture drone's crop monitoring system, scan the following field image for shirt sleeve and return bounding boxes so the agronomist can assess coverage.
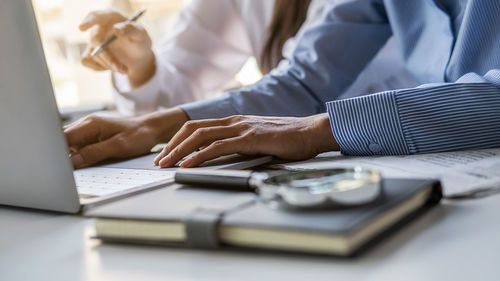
[326,70,500,155]
[112,52,163,116]
[181,0,392,120]
[113,0,253,115]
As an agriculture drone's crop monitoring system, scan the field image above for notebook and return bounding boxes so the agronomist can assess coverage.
[86,178,442,256]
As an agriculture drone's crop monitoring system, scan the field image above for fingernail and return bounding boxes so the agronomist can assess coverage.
[111,64,119,72]
[181,158,193,168]
[71,153,84,169]
[159,157,170,167]
[153,154,162,165]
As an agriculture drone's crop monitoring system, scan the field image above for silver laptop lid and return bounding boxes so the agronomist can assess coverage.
[0,0,80,213]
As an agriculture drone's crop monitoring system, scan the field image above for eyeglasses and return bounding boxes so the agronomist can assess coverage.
[253,167,382,209]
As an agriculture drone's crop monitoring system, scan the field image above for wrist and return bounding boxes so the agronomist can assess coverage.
[128,52,156,89]
[139,107,190,144]
[309,113,340,154]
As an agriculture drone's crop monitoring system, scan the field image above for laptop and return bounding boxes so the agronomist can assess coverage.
[0,0,271,213]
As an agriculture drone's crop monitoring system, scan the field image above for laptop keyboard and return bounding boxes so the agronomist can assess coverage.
[74,167,175,197]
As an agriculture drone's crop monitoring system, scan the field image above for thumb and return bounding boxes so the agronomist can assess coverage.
[113,21,148,42]
[71,136,123,169]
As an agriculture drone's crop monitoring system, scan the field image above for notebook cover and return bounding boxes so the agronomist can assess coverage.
[222,179,441,235]
[86,178,442,256]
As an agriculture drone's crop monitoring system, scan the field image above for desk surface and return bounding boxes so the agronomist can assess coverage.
[1,193,499,281]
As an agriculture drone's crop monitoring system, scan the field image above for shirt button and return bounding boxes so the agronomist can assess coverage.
[368,143,382,153]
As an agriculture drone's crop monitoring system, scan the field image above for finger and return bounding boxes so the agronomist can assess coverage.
[97,50,125,72]
[70,135,124,169]
[83,45,111,69]
[63,116,84,131]
[80,47,107,71]
[153,119,232,165]
[82,55,108,71]
[157,126,239,168]
[93,51,111,69]
[64,117,101,149]
[162,119,231,155]
[69,147,78,155]
[82,58,107,71]
[79,9,125,31]
[181,136,248,168]
[154,147,170,166]
[113,21,148,42]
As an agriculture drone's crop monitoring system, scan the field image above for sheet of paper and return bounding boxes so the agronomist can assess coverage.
[272,148,500,197]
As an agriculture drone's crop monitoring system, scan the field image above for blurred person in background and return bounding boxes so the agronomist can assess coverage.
[79,0,414,115]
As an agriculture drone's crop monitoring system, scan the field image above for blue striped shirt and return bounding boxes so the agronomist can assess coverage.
[181,0,500,155]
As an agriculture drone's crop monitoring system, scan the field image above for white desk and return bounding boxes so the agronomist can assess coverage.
[1,194,499,281]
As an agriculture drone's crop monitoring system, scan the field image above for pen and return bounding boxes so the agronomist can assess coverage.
[175,169,256,191]
[90,8,146,57]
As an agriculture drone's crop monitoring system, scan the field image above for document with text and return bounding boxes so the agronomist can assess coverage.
[273,148,500,198]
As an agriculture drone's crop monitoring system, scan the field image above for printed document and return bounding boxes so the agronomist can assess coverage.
[273,148,500,198]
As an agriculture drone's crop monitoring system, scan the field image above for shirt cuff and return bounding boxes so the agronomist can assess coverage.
[112,53,164,115]
[326,91,410,155]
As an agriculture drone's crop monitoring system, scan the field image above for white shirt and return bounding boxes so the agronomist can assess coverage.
[112,0,416,115]
[112,0,329,115]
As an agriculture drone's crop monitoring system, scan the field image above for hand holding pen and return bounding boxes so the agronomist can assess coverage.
[79,8,156,89]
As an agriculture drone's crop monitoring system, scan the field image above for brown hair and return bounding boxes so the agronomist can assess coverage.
[259,0,312,74]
